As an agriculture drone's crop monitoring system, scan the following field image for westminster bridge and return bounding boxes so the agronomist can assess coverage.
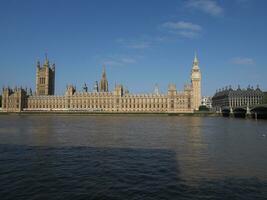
[220,104,267,119]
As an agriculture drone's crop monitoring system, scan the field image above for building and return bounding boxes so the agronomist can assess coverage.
[201,96,212,109]
[1,54,202,113]
[191,55,202,111]
[212,86,264,112]
[1,87,28,112]
[36,56,55,96]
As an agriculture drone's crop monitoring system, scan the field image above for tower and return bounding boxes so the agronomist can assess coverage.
[100,66,108,92]
[36,55,55,95]
[191,53,202,110]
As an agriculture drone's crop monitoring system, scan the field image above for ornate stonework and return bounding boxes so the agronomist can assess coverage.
[2,55,201,113]
[191,54,201,111]
[36,56,55,96]
[212,86,264,112]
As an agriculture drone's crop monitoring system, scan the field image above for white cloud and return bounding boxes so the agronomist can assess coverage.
[186,0,223,16]
[162,21,202,31]
[103,60,123,66]
[116,38,151,49]
[162,21,202,39]
[103,55,137,66]
[177,30,200,39]
[117,21,202,49]
[231,57,255,65]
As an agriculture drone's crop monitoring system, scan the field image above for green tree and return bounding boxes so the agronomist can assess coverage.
[199,105,209,111]
[264,92,267,104]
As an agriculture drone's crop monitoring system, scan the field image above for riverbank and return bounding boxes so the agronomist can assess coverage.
[0,111,219,117]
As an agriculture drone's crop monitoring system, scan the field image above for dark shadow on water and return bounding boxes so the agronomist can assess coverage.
[0,145,266,200]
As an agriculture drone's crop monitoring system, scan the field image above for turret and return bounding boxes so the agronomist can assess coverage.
[114,84,123,97]
[83,83,88,92]
[65,85,76,96]
[37,60,41,69]
[168,84,177,96]
[93,81,99,93]
[44,53,49,67]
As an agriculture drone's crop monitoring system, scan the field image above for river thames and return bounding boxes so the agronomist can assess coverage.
[0,115,266,199]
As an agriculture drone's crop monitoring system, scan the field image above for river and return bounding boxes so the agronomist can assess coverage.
[0,115,266,199]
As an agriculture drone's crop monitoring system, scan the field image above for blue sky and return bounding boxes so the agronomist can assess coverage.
[0,0,266,96]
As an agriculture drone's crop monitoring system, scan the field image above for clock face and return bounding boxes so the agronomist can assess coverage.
[192,72,201,79]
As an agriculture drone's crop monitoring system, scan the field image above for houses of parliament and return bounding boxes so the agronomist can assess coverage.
[1,55,202,113]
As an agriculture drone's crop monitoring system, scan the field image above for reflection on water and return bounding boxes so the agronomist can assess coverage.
[0,115,267,199]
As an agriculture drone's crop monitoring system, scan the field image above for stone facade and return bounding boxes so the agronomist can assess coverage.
[212,86,264,112]
[36,56,55,96]
[191,55,201,110]
[2,55,201,113]
[1,87,27,112]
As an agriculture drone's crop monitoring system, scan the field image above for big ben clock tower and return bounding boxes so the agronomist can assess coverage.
[191,53,202,111]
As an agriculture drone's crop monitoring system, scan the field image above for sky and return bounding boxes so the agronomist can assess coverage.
[0,0,266,96]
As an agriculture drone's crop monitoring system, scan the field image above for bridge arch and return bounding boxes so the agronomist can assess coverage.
[221,106,230,117]
[233,107,247,118]
[251,105,267,119]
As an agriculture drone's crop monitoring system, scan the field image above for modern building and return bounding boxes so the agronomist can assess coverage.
[1,54,202,113]
[212,86,264,112]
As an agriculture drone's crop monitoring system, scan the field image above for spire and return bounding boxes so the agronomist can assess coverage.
[193,52,199,69]
[102,65,106,78]
[193,52,198,68]
[100,65,108,92]
[194,51,198,63]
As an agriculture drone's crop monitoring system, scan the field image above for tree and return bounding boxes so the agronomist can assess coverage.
[199,105,209,111]
[264,92,267,104]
